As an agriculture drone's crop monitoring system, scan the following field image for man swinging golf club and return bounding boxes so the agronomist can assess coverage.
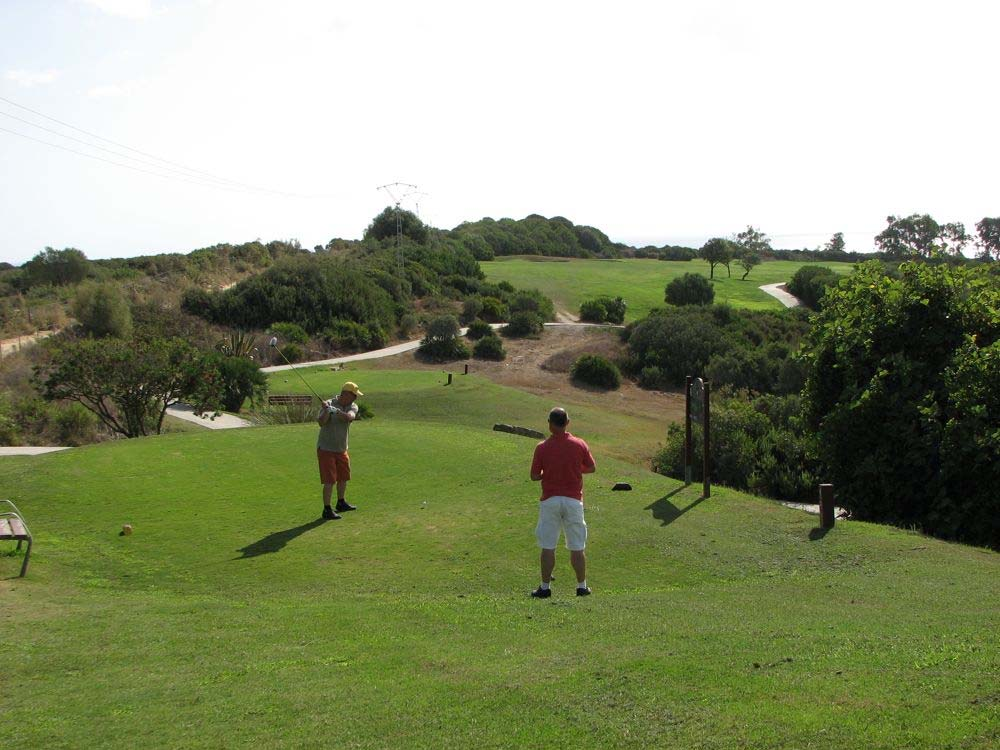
[317,381,363,520]
[530,407,596,598]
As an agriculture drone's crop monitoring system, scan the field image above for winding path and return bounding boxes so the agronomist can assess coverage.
[758,283,802,308]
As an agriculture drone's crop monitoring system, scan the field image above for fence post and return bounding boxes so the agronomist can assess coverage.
[446,373,453,386]
[819,484,835,528]
[464,364,469,375]
[684,375,692,485]
[702,381,711,498]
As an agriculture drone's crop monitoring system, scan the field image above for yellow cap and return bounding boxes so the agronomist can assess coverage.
[341,381,364,397]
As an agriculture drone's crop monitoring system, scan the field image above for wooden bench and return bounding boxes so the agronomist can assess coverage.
[267,394,315,406]
[0,499,32,577]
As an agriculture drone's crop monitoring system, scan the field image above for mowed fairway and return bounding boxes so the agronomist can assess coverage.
[482,257,855,320]
[2,371,997,749]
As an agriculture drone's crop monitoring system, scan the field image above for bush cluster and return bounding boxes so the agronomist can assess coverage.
[447,215,620,259]
[323,320,387,352]
[502,311,544,338]
[579,296,626,324]
[473,333,506,360]
[571,355,622,390]
[652,393,817,502]
[787,266,841,309]
[665,273,715,306]
[801,261,1000,548]
[418,315,471,362]
[465,320,494,340]
[624,305,809,394]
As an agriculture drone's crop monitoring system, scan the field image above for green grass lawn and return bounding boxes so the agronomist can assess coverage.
[1,372,997,748]
[482,257,855,320]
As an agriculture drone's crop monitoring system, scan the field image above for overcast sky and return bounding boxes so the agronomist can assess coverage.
[1,0,997,264]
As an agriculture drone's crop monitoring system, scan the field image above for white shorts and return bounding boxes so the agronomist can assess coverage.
[536,496,587,551]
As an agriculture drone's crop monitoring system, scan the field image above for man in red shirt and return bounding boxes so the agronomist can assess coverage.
[529,407,596,598]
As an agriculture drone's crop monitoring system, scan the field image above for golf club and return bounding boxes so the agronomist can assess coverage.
[269,336,326,404]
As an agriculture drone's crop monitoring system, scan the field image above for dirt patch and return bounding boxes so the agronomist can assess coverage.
[364,325,685,427]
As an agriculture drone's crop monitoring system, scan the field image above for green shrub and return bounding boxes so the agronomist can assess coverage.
[665,273,715,306]
[53,402,98,445]
[638,365,666,390]
[324,320,385,351]
[212,355,268,412]
[571,355,622,390]
[418,315,471,362]
[652,393,817,502]
[460,297,484,324]
[788,266,840,309]
[502,311,544,338]
[802,261,1000,548]
[279,343,303,363]
[479,296,509,323]
[73,282,133,338]
[465,320,494,340]
[269,321,308,345]
[579,299,609,323]
[398,313,418,337]
[473,333,506,360]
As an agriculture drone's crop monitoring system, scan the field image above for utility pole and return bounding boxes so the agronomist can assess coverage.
[377,182,418,277]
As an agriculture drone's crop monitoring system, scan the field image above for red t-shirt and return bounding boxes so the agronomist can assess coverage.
[531,432,596,502]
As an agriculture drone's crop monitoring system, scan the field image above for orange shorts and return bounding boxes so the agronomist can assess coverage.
[317,449,351,484]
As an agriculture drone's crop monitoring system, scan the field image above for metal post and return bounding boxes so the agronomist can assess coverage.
[684,376,692,484]
[702,381,711,499]
[819,484,835,529]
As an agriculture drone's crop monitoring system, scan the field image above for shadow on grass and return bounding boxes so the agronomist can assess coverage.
[236,517,327,559]
[808,527,830,541]
[645,486,706,527]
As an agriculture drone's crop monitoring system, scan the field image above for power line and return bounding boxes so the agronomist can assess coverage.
[0,109,256,189]
[0,93,298,196]
[0,125,277,194]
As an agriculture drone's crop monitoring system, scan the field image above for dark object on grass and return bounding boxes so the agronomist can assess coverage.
[611,482,632,491]
[493,424,545,439]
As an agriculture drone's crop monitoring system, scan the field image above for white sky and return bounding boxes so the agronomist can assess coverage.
[1,0,997,264]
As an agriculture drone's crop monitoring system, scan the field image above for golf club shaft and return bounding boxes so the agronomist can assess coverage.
[273,346,324,402]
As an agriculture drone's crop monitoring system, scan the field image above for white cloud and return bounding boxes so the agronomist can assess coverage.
[80,0,155,20]
[87,83,129,98]
[5,69,59,87]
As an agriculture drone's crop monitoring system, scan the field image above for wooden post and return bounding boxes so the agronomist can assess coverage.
[684,376,692,484]
[819,484,835,529]
[702,381,711,498]
[464,364,469,375]
[446,373,453,386]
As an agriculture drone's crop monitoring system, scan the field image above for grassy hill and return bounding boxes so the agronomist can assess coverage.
[1,370,997,748]
[482,258,855,320]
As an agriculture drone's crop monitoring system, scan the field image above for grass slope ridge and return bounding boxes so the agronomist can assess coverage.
[483,258,854,321]
[1,377,997,748]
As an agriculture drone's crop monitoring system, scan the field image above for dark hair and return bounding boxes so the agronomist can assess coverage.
[548,408,568,427]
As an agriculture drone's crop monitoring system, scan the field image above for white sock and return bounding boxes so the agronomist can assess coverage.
[577,579,587,590]
[540,581,550,590]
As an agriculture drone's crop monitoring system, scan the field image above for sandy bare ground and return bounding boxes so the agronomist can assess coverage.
[364,325,686,428]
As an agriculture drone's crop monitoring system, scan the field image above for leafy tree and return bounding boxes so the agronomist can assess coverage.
[873,214,969,258]
[72,282,133,338]
[975,217,1000,261]
[801,261,1000,548]
[364,206,429,244]
[735,251,761,280]
[23,247,90,287]
[699,238,736,279]
[824,232,846,253]
[665,273,715,306]
[35,337,211,438]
